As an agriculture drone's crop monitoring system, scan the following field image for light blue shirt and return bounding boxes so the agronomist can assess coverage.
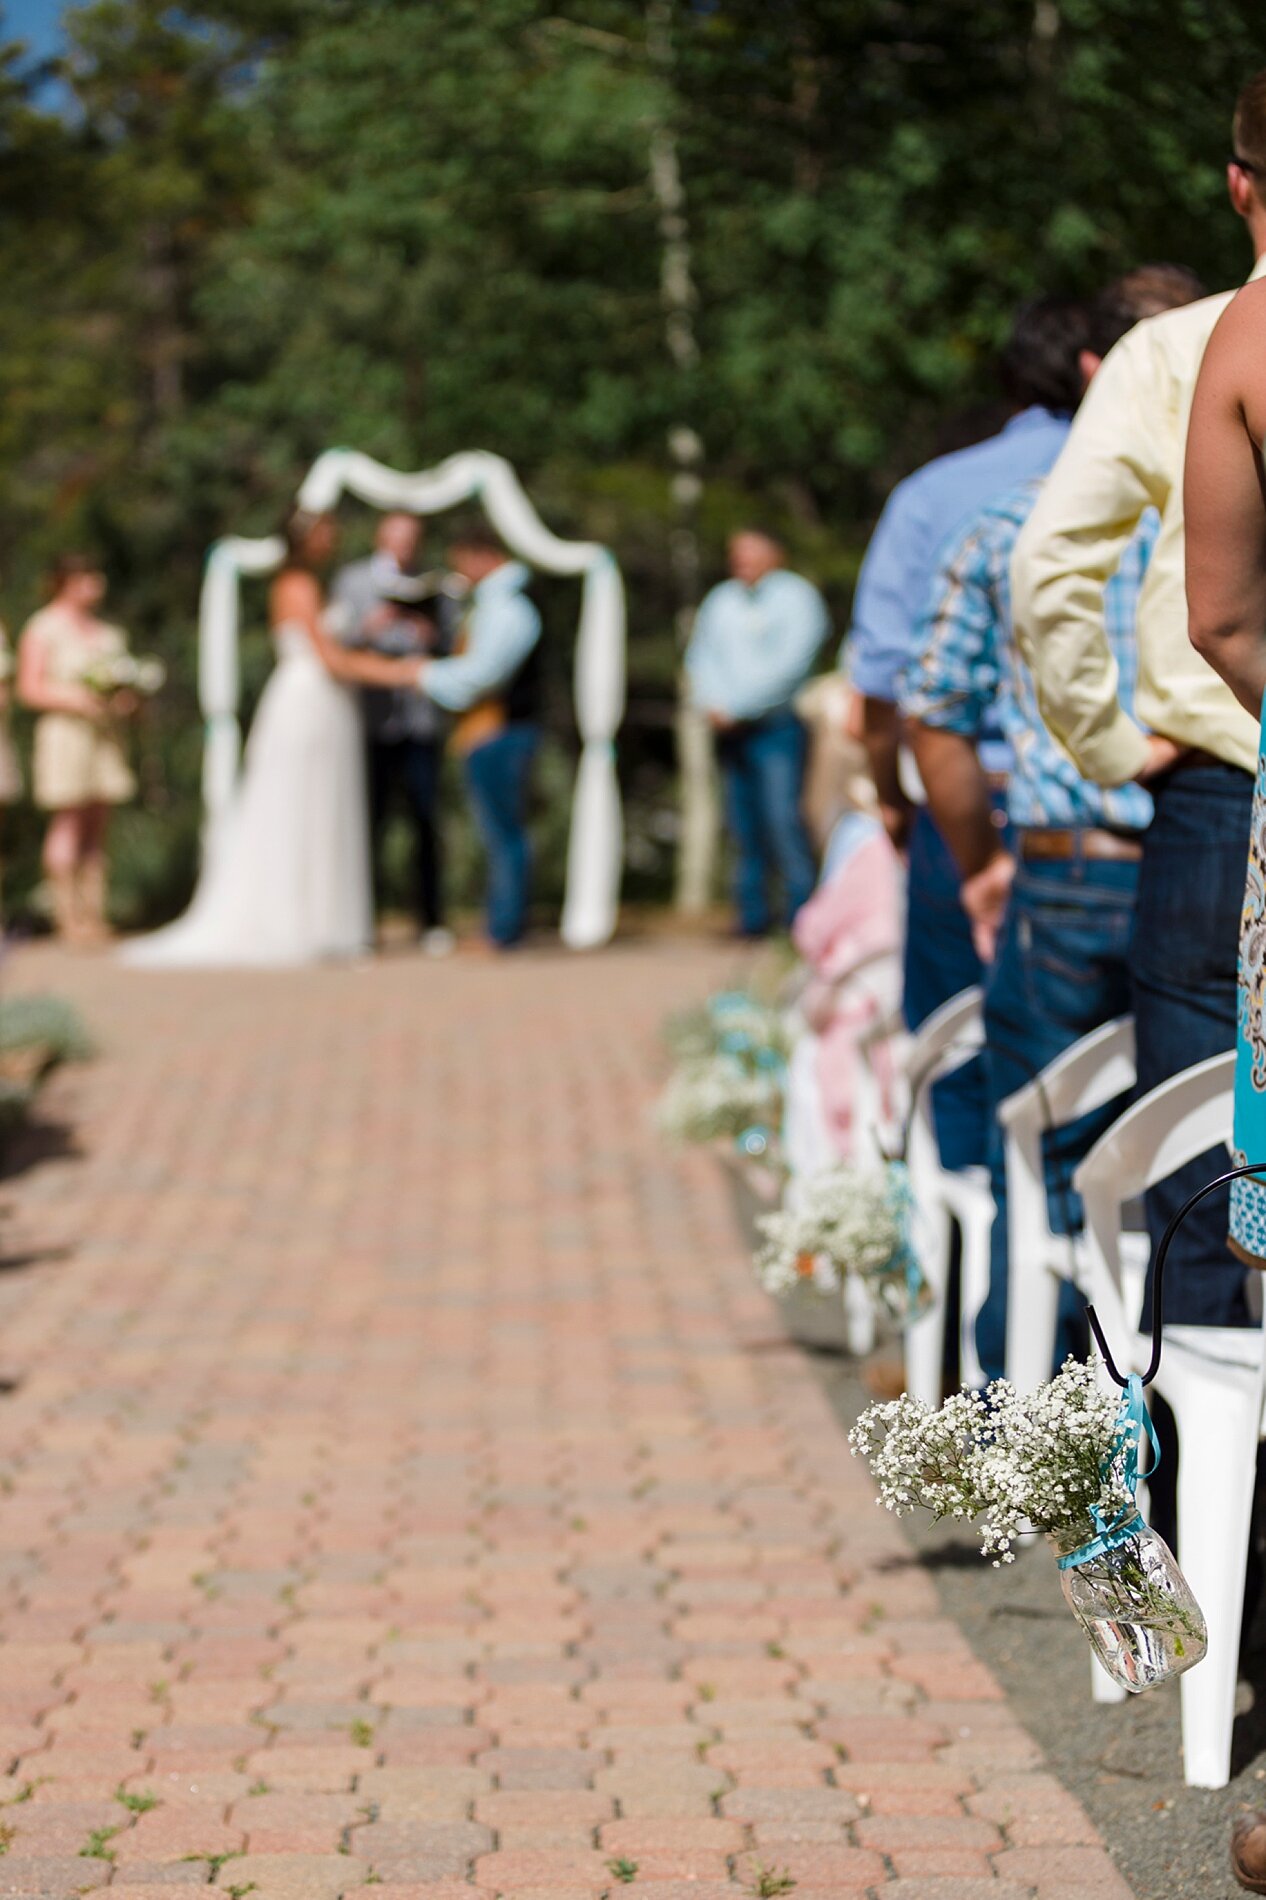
[845,407,1073,706]
[686,569,829,722]
[424,561,541,714]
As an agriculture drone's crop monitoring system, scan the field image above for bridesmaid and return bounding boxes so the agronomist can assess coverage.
[17,553,139,946]
[1183,274,1266,1897]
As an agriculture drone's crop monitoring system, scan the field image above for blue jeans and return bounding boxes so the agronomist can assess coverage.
[716,710,817,934]
[1131,762,1256,1327]
[903,806,992,1171]
[976,853,1139,1383]
[463,724,539,946]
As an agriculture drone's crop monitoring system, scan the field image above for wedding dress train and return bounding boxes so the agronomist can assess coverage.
[124,623,372,968]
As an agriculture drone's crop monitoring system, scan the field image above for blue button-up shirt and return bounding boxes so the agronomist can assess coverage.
[901,477,1156,832]
[686,569,829,723]
[424,561,541,713]
[845,407,1073,707]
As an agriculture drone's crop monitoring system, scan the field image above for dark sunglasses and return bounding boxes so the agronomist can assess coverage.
[1231,153,1259,174]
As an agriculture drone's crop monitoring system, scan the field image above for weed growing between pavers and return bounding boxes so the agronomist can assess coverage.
[79,1824,118,1861]
[747,1865,797,1897]
[115,1786,159,1813]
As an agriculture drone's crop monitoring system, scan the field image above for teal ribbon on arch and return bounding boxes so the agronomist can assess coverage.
[1055,1374,1160,1572]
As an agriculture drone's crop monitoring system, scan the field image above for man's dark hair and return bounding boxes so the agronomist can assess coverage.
[1086,264,1206,358]
[446,519,506,558]
[998,296,1090,414]
[1233,70,1266,198]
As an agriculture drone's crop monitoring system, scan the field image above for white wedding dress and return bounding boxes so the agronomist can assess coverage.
[124,621,372,968]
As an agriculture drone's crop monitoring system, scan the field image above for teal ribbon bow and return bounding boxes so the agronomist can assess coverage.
[1056,1374,1160,1572]
[884,1160,925,1309]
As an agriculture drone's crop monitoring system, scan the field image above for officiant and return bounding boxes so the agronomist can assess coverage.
[331,513,458,954]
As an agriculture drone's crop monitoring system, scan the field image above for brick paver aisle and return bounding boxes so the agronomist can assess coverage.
[0,943,1133,1900]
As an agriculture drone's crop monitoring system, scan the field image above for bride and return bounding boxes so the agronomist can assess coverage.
[125,511,423,968]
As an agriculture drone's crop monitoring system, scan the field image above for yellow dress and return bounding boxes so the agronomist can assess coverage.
[25,606,137,811]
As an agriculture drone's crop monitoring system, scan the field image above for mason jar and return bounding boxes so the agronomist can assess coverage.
[1050,1520,1207,1693]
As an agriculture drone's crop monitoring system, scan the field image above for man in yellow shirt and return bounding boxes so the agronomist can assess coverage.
[1011,71,1266,1332]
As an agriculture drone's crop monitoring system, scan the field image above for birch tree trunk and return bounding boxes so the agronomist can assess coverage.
[646,0,717,917]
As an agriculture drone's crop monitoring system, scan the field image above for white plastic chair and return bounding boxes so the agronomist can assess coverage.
[1074,1048,1264,1787]
[902,987,995,1406]
[999,1017,1138,1395]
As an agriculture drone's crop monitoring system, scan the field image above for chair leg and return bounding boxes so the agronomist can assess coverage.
[958,1200,993,1394]
[1173,1375,1260,1788]
[1091,1656,1127,1704]
[905,1198,950,1407]
[843,1274,876,1357]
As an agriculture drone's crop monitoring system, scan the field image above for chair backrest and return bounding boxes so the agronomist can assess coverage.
[905,986,985,1092]
[903,987,985,1190]
[1073,1049,1235,1205]
[1072,1050,1235,1366]
[997,1016,1136,1139]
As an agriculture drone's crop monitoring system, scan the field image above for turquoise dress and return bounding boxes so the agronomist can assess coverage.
[1231,694,1266,1260]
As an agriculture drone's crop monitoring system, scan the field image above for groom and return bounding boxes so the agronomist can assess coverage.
[332,512,455,953]
[414,525,542,950]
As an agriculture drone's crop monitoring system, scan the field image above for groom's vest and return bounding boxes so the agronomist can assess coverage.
[451,579,544,754]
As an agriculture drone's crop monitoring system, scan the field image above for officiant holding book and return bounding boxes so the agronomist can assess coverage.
[331,512,458,954]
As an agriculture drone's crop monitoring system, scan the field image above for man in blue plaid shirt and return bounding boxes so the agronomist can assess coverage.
[901,263,1205,1385]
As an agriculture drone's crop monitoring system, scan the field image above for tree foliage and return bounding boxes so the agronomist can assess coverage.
[0,0,1260,915]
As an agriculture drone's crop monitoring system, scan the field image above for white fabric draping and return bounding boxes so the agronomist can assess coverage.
[198,450,626,947]
[198,533,285,868]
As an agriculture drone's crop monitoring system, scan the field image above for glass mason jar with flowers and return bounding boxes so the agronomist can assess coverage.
[851,1361,1206,1693]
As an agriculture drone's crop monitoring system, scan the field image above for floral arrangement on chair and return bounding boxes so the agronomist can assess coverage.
[753,1159,927,1321]
[850,1358,1207,1693]
[658,990,789,1164]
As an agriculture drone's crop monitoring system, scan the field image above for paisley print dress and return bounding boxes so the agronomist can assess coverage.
[1231,709,1266,1261]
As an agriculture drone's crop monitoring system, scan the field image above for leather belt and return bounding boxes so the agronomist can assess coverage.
[1161,745,1250,777]
[1018,827,1144,864]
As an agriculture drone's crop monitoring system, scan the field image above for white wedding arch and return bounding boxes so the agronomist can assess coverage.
[197,448,626,950]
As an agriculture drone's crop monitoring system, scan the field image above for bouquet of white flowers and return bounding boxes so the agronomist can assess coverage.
[754,1160,927,1321]
[80,653,166,698]
[850,1361,1206,1692]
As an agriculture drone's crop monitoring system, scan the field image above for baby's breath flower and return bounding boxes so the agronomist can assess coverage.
[753,1162,925,1320]
[848,1358,1133,1561]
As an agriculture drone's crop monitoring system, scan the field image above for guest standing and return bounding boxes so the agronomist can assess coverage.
[1181,260,1266,1900]
[331,512,455,954]
[686,531,828,938]
[18,554,139,945]
[1012,71,1266,1330]
[845,298,1087,1168]
[416,527,542,951]
[903,265,1204,1383]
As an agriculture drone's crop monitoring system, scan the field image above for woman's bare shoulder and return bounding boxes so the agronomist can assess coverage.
[270,568,322,615]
